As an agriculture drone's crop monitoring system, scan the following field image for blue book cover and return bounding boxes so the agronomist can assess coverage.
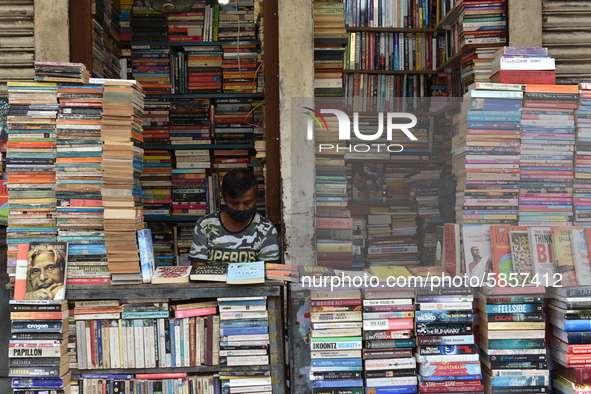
[485,304,542,314]
[485,339,545,349]
[562,319,591,331]
[467,122,520,130]
[418,374,482,382]
[220,319,269,328]
[226,261,265,284]
[311,358,363,367]
[419,362,481,377]
[219,326,268,336]
[490,376,548,387]
[96,320,103,367]
[365,386,418,394]
[217,300,266,306]
[312,379,364,388]
[122,311,169,320]
[137,229,155,284]
[12,377,69,388]
[169,319,176,367]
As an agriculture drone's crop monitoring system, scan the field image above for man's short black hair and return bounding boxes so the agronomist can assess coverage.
[222,168,258,199]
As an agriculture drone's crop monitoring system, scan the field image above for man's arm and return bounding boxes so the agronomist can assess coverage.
[189,220,209,265]
[258,224,281,263]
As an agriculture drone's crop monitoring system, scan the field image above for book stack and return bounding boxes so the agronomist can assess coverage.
[365,211,420,268]
[314,0,346,98]
[174,224,194,264]
[549,286,591,394]
[362,288,417,394]
[217,0,256,41]
[142,98,171,145]
[491,47,556,85]
[316,215,354,269]
[519,84,578,226]
[218,296,270,368]
[9,300,71,394]
[130,46,172,95]
[184,47,223,94]
[574,83,591,225]
[171,167,207,217]
[219,371,273,394]
[148,221,175,266]
[213,98,254,145]
[457,0,507,47]
[141,150,172,217]
[309,289,364,394]
[34,61,90,84]
[222,43,259,94]
[414,288,482,394]
[167,1,206,42]
[80,373,217,393]
[54,83,108,285]
[119,0,132,44]
[100,81,146,284]
[170,98,211,145]
[453,83,523,226]
[131,4,167,43]
[478,290,548,394]
[90,0,123,79]
[6,82,59,277]
[407,170,443,264]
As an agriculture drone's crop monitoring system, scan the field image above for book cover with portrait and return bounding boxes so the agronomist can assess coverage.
[25,242,68,300]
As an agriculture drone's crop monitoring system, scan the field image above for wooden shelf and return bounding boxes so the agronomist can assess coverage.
[435,1,463,30]
[344,69,438,75]
[61,282,283,300]
[436,43,502,72]
[73,365,271,375]
[145,93,263,99]
[128,41,261,47]
[346,27,438,33]
[145,144,254,150]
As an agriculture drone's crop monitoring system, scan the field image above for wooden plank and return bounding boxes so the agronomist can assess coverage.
[68,0,92,70]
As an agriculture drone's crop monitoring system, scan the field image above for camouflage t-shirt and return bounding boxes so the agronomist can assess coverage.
[189,212,280,264]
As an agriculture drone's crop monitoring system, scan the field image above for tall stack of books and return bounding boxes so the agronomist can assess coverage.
[130,46,171,95]
[9,300,71,394]
[131,3,167,42]
[519,84,578,226]
[491,47,556,85]
[222,43,259,94]
[80,373,217,392]
[457,0,507,47]
[415,288,481,394]
[549,286,591,394]
[218,295,270,369]
[89,0,123,79]
[119,0,133,44]
[213,98,254,145]
[167,2,206,42]
[453,83,523,226]
[314,0,346,98]
[478,289,548,394]
[407,170,443,264]
[141,150,172,217]
[574,83,591,225]
[55,83,109,285]
[174,224,194,264]
[101,81,145,284]
[148,221,175,266]
[365,211,420,268]
[309,289,364,394]
[218,372,273,394]
[362,288,417,394]
[142,98,170,145]
[185,47,223,94]
[6,82,59,277]
[171,163,207,217]
[217,0,256,41]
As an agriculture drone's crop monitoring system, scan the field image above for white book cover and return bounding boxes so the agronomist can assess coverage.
[462,224,493,281]
[528,227,557,277]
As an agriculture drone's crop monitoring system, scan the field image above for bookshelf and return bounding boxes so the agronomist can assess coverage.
[346,27,438,33]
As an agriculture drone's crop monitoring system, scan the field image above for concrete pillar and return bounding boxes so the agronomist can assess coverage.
[278,0,316,266]
[509,0,542,47]
[34,0,69,61]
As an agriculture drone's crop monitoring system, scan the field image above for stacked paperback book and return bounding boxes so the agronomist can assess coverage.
[453,83,523,226]
[9,299,71,393]
[55,83,108,285]
[5,82,59,278]
[490,47,556,85]
[574,83,591,225]
[478,290,549,394]
[310,289,363,393]
[100,81,146,283]
[363,288,417,394]
[519,84,577,226]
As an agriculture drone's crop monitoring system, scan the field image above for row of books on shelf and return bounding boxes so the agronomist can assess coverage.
[8,295,274,393]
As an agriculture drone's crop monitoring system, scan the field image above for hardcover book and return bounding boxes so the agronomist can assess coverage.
[150,266,191,284]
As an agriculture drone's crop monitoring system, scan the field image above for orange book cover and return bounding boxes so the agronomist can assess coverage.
[10,310,68,320]
[525,84,578,94]
[13,244,29,300]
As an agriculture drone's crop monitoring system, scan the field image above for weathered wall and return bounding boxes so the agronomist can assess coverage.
[509,0,543,47]
[278,0,316,266]
[34,0,69,61]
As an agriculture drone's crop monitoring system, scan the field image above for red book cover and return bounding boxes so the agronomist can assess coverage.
[444,223,460,277]
[174,307,217,319]
[135,372,187,379]
[490,70,556,85]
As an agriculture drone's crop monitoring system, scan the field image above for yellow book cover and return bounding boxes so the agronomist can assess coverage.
[369,266,412,279]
